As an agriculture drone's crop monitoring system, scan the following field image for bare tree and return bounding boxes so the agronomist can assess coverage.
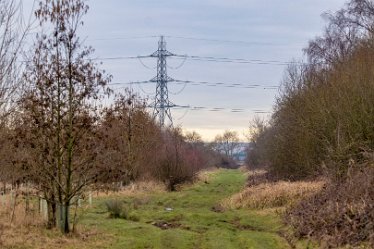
[0,0,31,119]
[213,130,240,158]
[184,130,203,145]
[0,0,32,193]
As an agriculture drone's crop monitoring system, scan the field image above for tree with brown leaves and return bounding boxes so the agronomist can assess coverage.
[22,0,111,233]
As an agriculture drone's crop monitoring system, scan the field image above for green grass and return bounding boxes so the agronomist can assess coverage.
[80,169,292,249]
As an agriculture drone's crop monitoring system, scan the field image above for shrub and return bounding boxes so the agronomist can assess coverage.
[105,199,141,221]
[152,129,204,191]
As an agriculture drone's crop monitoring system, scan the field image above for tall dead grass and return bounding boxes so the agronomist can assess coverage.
[196,167,219,183]
[95,180,166,198]
[222,179,325,210]
[0,194,111,249]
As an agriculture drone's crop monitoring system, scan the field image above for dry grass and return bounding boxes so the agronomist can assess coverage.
[95,180,166,198]
[246,169,267,176]
[195,167,218,183]
[0,194,111,249]
[222,179,325,210]
[238,166,249,173]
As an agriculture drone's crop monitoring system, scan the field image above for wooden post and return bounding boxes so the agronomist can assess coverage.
[10,190,15,208]
[39,197,43,213]
[88,191,92,206]
[42,199,48,221]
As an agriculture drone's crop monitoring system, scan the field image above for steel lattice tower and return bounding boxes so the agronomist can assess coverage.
[151,36,175,127]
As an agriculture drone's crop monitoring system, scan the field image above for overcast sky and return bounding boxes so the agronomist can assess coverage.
[24,0,345,141]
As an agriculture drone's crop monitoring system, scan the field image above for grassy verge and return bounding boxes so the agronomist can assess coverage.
[80,169,291,249]
[1,169,304,248]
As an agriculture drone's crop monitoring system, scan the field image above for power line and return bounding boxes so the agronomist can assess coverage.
[109,80,279,90]
[53,36,279,119]
[92,55,151,61]
[85,34,293,47]
[88,35,158,42]
[165,35,277,45]
[169,81,188,95]
[173,80,279,90]
[92,54,304,67]
[173,54,304,66]
[137,57,156,70]
[167,56,187,70]
[164,104,272,114]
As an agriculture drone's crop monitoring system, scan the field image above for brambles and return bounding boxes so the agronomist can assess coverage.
[286,164,374,248]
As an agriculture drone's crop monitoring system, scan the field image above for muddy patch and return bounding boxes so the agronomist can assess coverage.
[152,221,181,230]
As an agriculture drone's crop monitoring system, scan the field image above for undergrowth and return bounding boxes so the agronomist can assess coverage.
[286,163,374,248]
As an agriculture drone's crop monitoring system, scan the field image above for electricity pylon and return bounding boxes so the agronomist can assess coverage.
[150,36,175,127]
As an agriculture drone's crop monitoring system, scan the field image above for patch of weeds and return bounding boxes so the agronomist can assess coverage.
[105,199,123,218]
[105,199,139,221]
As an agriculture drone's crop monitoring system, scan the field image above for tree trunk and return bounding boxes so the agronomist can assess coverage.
[59,202,70,234]
[167,179,176,192]
[47,200,57,229]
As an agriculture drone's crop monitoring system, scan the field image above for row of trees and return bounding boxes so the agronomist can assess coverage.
[247,0,374,179]
[0,0,218,234]
[246,1,374,246]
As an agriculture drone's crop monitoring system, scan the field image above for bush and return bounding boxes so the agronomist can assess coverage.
[105,199,123,218]
[286,164,374,248]
[152,129,205,191]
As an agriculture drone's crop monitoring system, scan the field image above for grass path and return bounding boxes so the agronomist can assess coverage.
[81,169,291,249]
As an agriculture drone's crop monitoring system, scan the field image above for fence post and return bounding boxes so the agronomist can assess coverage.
[42,199,48,221]
[10,190,15,208]
[88,191,92,206]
